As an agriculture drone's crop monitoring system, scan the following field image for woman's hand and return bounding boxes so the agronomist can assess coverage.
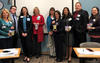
[22,33,25,36]
[24,33,27,36]
[8,33,11,36]
[52,21,55,24]
[65,26,72,32]
[49,31,53,35]
[10,26,14,29]
[37,23,39,25]
[87,27,95,30]
[34,23,39,25]
[22,33,27,37]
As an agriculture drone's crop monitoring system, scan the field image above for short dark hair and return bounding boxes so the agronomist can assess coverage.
[75,2,82,6]
[10,6,17,9]
[49,7,55,16]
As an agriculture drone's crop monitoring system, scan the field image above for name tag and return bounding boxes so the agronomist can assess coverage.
[76,18,80,21]
[37,16,40,20]
[27,18,30,21]
[77,14,81,17]
[93,19,96,22]
[2,25,6,29]
[51,17,54,20]
[68,18,72,21]
[9,21,12,24]
[20,16,24,18]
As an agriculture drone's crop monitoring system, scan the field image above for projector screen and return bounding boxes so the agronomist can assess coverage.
[16,0,78,33]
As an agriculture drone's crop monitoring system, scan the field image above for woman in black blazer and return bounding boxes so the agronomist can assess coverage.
[18,7,33,62]
[50,10,65,62]
[62,7,74,62]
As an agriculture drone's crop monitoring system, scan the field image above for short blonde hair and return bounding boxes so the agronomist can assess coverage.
[0,8,11,21]
[33,7,40,15]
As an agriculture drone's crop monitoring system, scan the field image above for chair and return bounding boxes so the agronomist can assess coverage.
[80,42,100,48]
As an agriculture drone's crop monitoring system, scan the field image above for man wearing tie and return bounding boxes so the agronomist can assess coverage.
[10,6,18,48]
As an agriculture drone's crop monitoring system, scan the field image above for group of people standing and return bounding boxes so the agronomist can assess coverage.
[0,6,44,63]
[0,1,100,63]
[46,2,100,62]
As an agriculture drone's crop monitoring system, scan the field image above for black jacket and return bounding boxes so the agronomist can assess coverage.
[50,19,65,36]
[62,16,74,33]
[88,15,100,36]
[18,15,33,37]
[73,9,89,33]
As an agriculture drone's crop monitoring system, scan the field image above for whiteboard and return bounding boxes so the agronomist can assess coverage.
[16,0,79,20]
[16,0,79,33]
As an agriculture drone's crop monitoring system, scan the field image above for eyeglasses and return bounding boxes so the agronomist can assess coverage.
[12,8,17,10]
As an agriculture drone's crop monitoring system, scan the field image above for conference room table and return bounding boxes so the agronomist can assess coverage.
[0,48,21,63]
[73,48,100,63]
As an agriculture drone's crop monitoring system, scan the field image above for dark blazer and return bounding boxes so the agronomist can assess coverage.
[50,19,65,36]
[88,15,100,36]
[62,16,74,45]
[73,9,89,33]
[62,16,74,33]
[18,15,33,38]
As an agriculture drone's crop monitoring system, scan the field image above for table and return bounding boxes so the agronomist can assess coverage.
[73,48,100,63]
[0,48,21,59]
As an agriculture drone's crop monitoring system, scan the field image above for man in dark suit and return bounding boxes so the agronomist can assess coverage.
[73,2,89,63]
[73,2,89,47]
[10,6,18,48]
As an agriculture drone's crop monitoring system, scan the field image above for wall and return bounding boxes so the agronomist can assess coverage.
[79,0,100,16]
[16,0,77,20]
[16,0,79,53]
[0,0,12,13]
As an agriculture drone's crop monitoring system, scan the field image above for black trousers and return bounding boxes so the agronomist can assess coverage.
[33,35,41,56]
[12,33,18,48]
[0,37,14,63]
[21,36,32,57]
[73,30,87,47]
[91,37,100,42]
[0,37,13,49]
[53,34,64,60]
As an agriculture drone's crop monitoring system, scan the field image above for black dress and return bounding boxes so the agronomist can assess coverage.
[50,19,65,60]
[62,17,74,46]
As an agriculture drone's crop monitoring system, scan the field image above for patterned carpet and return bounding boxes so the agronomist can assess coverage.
[15,55,79,63]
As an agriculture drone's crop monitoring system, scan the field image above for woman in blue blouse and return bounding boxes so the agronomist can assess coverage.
[46,7,56,57]
[0,8,14,63]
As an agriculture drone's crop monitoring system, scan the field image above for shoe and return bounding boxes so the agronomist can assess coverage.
[49,55,56,58]
[35,55,40,58]
[68,58,71,62]
[64,57,68,60]
[26,58,30,63]
[23,57,27,61]
[56,59,63,62]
